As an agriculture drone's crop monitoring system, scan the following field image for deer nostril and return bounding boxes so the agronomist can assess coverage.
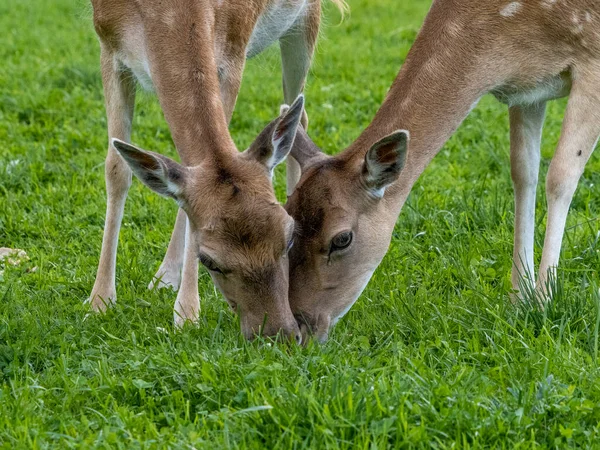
[295,332,302,345]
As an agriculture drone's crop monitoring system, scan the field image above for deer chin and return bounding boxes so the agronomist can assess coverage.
[294,270,377,343]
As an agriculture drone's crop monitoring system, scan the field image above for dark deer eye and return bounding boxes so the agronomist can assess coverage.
[199,254,223,274]
[330,231,353,252]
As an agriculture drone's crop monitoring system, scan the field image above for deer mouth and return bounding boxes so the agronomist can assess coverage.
[294,313,311,342]
[295,312,331,343]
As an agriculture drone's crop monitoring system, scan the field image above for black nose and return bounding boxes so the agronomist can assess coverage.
[282,326,302,345]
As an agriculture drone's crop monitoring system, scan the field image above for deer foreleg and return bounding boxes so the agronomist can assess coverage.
[89,48,136,311]
[280,0,320,194]
[509,102,546,298]
[538,65,600,300]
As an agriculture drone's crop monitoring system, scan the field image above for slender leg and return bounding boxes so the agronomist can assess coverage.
[88,48,136,311]
[509,102,546,296]
[148,208,186,290]
[280,0,320,195]
[538,67,600,299]
[173,218,200,327]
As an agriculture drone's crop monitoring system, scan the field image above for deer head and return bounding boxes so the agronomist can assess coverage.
[113,96,306,342]
[282,124,409,343]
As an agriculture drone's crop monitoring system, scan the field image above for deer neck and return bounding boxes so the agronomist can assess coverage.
[347,2,504,217]
[140,3,243,165]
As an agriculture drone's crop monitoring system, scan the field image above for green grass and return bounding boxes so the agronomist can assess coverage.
[2,0,600,447]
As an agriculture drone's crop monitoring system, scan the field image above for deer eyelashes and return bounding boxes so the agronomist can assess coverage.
[199,253,225,275]
[330,231,353,253]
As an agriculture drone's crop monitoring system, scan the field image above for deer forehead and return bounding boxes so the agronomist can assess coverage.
[291,189,354,243]
[203,224,289,272]
[200,200,290,247]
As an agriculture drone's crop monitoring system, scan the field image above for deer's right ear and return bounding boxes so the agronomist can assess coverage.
[361,130,409,198]
[243,95,305,175]
[270,94,305,166]
[112,139,189,207]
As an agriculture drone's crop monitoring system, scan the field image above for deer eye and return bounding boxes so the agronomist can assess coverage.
[199,253,223,274]
[330,231,353,252]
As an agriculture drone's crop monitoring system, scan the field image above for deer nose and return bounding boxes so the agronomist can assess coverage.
[280,324,302,345]
[293,330,302,345]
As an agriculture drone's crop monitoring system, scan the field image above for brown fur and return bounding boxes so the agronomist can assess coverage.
[87,0,344,341]
[285,0,600,341]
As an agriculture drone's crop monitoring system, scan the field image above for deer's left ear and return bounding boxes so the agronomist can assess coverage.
[361,130,409,198]
[244,94,305,175]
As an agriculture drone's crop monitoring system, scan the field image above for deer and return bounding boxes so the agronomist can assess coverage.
[277,0,600,342]
[87,0,345,342]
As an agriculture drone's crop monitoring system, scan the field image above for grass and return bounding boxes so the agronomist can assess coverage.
[1,0,600,447]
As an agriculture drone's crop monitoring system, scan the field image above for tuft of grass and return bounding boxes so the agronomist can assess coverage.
[1,0,600,447]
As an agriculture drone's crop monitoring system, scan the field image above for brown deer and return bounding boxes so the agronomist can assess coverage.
[88,0,344,341]
[279,0,600,342]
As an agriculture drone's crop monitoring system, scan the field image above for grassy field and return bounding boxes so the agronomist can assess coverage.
[2,0,600,447]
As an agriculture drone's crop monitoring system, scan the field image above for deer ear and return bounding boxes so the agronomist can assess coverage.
[244,95,305,175]
[362,130,409,198]
[112,139,188,206]
[270,94,305,166]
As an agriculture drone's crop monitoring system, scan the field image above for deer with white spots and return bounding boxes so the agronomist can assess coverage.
[87,0,345,342]
[276,0,600,342]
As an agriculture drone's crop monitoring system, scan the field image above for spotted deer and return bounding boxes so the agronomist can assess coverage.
[88,0,345,342]
[279,0,600,342]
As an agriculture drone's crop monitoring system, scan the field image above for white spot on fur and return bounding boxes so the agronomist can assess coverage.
[541,0,557,8]
[584,11,592,22]
[571,12,584,34]
[445,20,463,37]
[500,2,522,17]
[423,56,440,73]
[162,10,177,27]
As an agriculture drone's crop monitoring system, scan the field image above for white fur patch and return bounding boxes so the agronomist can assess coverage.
[493,74,572,106]
[445,20,463,37]
[247,0,309,57]
[500,2,522,17]
[541,0,557,8]
[570,11,589,34]
[117,25,154,91]
[162,10,177,27]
